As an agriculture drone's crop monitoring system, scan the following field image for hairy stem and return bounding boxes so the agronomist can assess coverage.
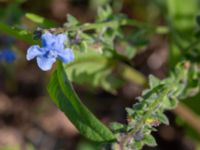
[117,63,189,150]
[66,19,169,35]
[119,87,171,149]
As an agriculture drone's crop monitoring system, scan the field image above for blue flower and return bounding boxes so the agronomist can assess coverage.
[0,49,16,63]
[26,32,74,71]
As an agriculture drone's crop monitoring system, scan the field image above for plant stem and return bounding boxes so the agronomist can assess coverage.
[119,63,147,87]
[119,87,171,150]
[65,54,147,87]
[173,103,200,135]
[117,63,189,150]
[66,19,169,35]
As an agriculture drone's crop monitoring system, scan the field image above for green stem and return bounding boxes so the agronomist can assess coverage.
[119,63,147,87]
[66,19,169,35]
[120,87,171,149]
[65,54,147,87]
[118,63,189,149]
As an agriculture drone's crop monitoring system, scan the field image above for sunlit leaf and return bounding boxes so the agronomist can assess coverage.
[25,13,56,28]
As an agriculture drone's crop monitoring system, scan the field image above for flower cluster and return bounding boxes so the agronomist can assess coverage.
[26,32,74,71]
[0,49,16,63]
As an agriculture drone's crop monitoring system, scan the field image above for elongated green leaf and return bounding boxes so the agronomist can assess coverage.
[47,62,115,142]
[0,22,39,44]
[25,13,56,28]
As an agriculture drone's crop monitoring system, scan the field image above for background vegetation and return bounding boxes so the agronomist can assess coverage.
[1,0,200,150]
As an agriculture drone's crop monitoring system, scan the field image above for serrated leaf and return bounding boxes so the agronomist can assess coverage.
[142,84,164,100]
[149,75,160,89]
[144,135,157,147]
[99,27,121,49]
[65,51,123,94]
[162,96,177,110]
[126,107,135,115]
[157,113,169,125]
[133,141,143,150]
[97,5,112,22]
[66,14,79,26]
[47,62,115,142]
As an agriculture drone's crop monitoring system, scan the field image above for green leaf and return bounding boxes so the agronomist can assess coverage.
[157,112,169,125]
[25,13,56,28]
[65,51,123,94]
[168,96,178,109]
[77,140,102,150]
[125,45,137,59]
[126,107,135,116]
[97,5,112,22]
[47,62,115,142]
[110,122,125,132]
[65,14,79,27]
[162,97,171,109]
[144,135,157,147]
[149,75,160,89]
[0,22,39,44]
[162,96,178,110]
[133,141,143,150]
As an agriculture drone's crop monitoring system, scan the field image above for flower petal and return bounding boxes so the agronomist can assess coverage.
[26,45,43,60]
[57,48,74,64]
[36,55,56,71]
[41,32,56,48]
[54,33,67,50]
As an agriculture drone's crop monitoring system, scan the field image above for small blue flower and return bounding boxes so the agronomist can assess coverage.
[0,49,16,63]
[26,32,74,71]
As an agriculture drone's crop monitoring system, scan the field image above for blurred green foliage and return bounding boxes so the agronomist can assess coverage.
[1,0,200,150]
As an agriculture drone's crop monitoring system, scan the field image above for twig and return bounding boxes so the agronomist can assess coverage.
[173,103,200,135]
